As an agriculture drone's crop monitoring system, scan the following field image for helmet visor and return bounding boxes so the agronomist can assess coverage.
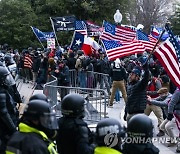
[5,73,15,86]
[40,112,58,130]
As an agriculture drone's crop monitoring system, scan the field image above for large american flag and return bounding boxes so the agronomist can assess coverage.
[154,24,180,87]
[102,39,145,61]
[100,21,136,43]
[75,20,87,35]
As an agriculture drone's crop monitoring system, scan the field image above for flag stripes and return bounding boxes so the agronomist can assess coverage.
[155,38,180,87]
[102,40,145,61]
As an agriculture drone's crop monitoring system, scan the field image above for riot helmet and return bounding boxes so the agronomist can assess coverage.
[23,100,58,131]
[61,93,86,118]
[0,61,4,67]
[127,114,153,139]
[0,52,4,62]
[4,54,15,65]
[96,118,125,148]
[0,66,15,86]
[29,93,48,102]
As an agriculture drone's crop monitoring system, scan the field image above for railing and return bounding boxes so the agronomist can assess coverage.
[43,85,108,123]
[43,75,58,107]
[43,70,110,123]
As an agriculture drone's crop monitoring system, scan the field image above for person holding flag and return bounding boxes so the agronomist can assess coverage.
[150,23,180,152]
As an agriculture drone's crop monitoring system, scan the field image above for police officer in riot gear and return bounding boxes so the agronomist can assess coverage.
[122,114,159,154]
[4,54,17,80]
[0,66,18,153]
[95,118,125,154]
[0,64,22,111]
[29,93,48,102]
[6,100,58,154]
[56,93,94,154]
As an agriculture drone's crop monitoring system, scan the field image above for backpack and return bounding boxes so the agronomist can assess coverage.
[80,57,87,69]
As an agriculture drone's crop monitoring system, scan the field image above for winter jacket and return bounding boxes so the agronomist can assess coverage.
[126,69,150,114]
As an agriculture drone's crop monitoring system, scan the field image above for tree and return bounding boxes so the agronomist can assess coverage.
[0,0,130,48]
[127,0,172,33]
[170,3,180,35]
[0,0,38,49]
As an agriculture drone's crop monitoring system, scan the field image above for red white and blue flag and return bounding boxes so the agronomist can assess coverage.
[70,31,100,56]
[75,20,87,36]
[154,24,180,87]
[100,21,136,43]
[136,30,157,51]
[151,26,169,41]
[102,39,145,61]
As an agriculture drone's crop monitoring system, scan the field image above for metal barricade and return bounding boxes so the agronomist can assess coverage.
[44,85,108,123]
[16,78,36,104]
[69,69,110,91]
[43,71,110,124]
[43,75,58,107]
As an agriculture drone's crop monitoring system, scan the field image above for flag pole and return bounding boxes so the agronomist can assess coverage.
[50,17,60,48]
[30,26,45,50]
[69,30,76,49]
[145,28,166,63]
[98,20,105,44]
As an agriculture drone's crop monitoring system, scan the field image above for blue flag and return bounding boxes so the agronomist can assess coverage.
[31,27,55,42]
[104,21,116,35]
[70,31,84,50]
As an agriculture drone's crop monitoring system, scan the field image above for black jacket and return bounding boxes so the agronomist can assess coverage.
[0,88,17,137]
[54,65,70,86]
[32,56,41,72]
[126,69,149,114]
[56,117,94,154]
[6,122,57,154]
[110,65,127,82]
[0,88,18,153]
[123,143,159,154]
[97,58,110,74]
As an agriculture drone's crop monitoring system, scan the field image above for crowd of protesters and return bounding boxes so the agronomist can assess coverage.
[1,42,180,153]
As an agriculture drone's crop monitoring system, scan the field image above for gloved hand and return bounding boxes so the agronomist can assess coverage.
[167,113,174,121]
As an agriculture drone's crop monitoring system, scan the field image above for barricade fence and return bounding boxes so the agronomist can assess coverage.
[43,85,108,123]
[43,75,58,106]
[69,69,111,91]
[43,70,111,123]
[16,78,36,104]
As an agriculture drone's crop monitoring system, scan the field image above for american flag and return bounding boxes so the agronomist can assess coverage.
[148,34,158,44]
[100,21,136,43]
[154,24,180,87]
[75,20,87,35]
[136,30,157,51]
[102,39,145,61]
